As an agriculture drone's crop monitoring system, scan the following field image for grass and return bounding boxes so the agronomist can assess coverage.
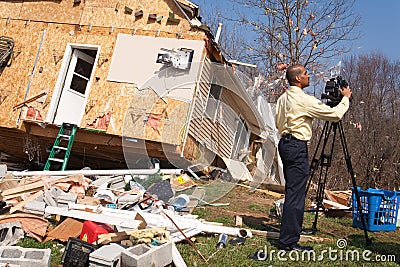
[177,212,400,266]
[176,184,400,267]
[16,237,64,267]
[248,203,269,213]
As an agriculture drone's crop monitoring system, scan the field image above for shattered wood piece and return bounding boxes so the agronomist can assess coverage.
[0,213,48,241]
[325,190,351,206]
[77,196,101,206]
[250,229,332,243]
[1,175,72,197]
[324,189,336,202]
[10,190,44,214]
[1,180,46,196]
[0,178,19,192]
[45,217,83,242]
[2,188,44,200]
[322,199,350,210]
[237,184,283,198]
[299,235,333,243]
[250,229,280,239]
[235,215,243,227]
[96,227,167,245]
[53,182,71,191]
[13,91,47,109]
[260,183,286,194]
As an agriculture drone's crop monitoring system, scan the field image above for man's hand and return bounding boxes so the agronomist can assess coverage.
[340,86,352,99]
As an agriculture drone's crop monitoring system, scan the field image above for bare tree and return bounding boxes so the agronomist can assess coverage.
[320,53,400,190]
[208,0,361,101]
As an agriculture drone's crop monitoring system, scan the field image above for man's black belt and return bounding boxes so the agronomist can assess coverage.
[282,133,299,141]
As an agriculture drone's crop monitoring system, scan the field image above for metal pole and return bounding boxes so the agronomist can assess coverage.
[16,29,46,125]
[12,168,183,177]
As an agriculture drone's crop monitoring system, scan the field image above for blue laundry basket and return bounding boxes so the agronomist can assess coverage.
[352,187,399,231]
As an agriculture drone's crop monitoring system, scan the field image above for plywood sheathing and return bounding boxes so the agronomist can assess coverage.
[0,19,201,130]
[81,0,192,33]
[122,89,189,145]
[0,1,24,19]
[0,0,206,146]
[18,1,83,25]
[0,20,47,127]
[0,0,201,37]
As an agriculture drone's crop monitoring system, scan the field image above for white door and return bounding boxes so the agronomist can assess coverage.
[53,49,95,125]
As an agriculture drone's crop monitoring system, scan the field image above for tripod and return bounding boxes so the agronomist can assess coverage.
[305,120,372,246]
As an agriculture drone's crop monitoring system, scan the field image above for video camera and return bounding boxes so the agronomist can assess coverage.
[321,76,348,107]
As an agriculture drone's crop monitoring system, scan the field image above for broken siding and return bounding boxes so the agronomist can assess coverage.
[187,57,237,158]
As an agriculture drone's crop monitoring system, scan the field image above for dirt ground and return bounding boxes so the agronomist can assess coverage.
[192,184,281,231]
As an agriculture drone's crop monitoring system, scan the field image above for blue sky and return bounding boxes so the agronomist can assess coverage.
[352,0,400,61]
[197,0,400,62]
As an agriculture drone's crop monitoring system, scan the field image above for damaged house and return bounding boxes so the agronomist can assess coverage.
[0,0,282,185]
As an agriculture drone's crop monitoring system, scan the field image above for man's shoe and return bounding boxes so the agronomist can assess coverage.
[300,228,315,235]
[248,250,267,261]
[278,243,313,251]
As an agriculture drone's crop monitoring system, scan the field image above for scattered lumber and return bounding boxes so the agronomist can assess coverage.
[250,229,333,243]
[237,183,283,198]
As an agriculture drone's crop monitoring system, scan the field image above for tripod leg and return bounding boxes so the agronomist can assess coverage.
[312,122,337,233]
[306,121,329,195]
[338,121,372,246]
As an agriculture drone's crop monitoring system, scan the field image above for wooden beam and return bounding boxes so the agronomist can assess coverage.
[13,92,47,109]
[250,229,333,243]
[237,184,283,198]
[9,190,44,214]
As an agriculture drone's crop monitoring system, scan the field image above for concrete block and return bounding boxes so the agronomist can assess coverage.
[89,243,125,267]
[24,200,46,215]
[44,190,58,207]
[47,187,78,207]
[0,222,24,246]
[0,246,51,267]
[120,241,172,267]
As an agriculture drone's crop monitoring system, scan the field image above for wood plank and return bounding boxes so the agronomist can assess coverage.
[250,229,333,243]
[45,217,84,242]
[237,184,283,198]
[1,174,86,197]
[9,190,43,214]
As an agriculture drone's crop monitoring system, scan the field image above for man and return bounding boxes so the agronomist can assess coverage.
[275,64,352,251]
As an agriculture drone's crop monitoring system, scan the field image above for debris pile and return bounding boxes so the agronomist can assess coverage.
[0,168,257,266]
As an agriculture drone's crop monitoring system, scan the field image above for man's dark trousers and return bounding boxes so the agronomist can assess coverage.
[278,136,309,246]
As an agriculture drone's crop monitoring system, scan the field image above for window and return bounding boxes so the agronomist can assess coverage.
[205,81,222,121]
[231,117,250,160]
